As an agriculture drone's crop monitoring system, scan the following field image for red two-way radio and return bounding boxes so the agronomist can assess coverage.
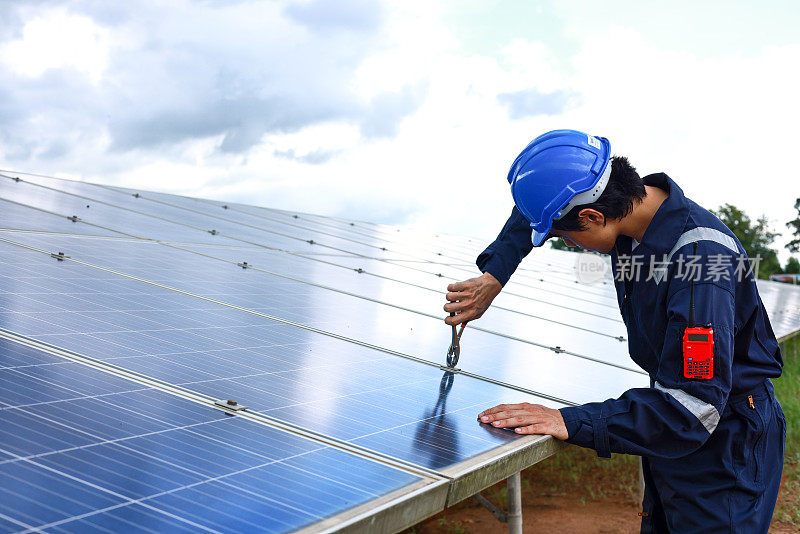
[683,242,714,379]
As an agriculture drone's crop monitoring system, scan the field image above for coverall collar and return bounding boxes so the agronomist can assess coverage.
[636,173,690,255]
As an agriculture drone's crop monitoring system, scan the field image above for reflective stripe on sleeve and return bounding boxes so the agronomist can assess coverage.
[654,381,721,434]
[653,227,740,284]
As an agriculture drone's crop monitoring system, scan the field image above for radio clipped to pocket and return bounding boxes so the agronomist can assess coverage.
[683,242,714,379]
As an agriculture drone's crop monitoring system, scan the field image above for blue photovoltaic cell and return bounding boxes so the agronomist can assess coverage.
[0,337,65,368]
[4,173,622,308]
[5,174,625,331]
[0,338,424,533]
[0,461,126,529]
[0,241,575,470]
[0,234,592,398]
[0,363,144,409]
[15,231,630,357]
[137,447,417,533]
[181,242,629,345]
[0,517,26,532]
[45,503,201,534]
[0,233,646,392]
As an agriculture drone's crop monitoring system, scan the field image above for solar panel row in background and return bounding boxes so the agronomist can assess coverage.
[1,170,799,533]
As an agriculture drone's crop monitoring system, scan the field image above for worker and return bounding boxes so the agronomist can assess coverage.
[444,129,786,532]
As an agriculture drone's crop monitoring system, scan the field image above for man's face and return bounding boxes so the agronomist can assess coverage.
[551,210,618,254]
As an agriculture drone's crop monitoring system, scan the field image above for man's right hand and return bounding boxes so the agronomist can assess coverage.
[443,272,502,325]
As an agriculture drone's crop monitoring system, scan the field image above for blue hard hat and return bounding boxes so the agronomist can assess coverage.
[507,129,611,247]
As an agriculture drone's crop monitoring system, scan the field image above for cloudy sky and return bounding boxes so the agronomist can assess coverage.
[1,0,799,257]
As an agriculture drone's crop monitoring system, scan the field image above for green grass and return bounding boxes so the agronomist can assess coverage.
[435,517,468,534]
[520,444,640,503]
[773,334,799,526]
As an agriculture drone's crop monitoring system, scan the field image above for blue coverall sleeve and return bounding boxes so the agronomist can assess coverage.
[558,243,737,458]
[476,206,533,286]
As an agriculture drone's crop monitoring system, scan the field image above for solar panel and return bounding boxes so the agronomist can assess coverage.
[0,337,444,533]
[0,240,569,458]
[1,174,417,259]
[755,280,800,340]
[1,170,798,532]
[0,234,645,404]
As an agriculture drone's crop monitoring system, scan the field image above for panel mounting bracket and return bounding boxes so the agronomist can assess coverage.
[50,251,70,261]
[214,399,247,415]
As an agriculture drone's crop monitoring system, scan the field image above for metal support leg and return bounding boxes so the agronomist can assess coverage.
[472,471,523,532]
[507,471,523,534]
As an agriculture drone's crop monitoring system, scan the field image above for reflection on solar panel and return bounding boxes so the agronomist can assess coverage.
[1,170,799,532]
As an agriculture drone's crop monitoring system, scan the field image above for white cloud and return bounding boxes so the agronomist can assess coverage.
[562,28,800,257]
[0,9,111,83]
[0,0,798,260]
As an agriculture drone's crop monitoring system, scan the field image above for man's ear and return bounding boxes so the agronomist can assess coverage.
[577,208,606,227]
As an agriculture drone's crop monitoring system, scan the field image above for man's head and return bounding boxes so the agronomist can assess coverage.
[507,129,645,254]
[549,156,645,253]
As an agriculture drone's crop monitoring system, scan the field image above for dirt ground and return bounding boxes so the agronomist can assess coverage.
[409,495,641,533]
[408,491,799,533]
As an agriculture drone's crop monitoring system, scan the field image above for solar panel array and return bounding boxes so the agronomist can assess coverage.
[1,170,798,533]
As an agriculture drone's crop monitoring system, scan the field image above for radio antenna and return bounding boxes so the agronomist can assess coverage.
[688,242,697,328]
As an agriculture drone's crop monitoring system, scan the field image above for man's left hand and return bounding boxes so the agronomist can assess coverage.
[478,403,569,440]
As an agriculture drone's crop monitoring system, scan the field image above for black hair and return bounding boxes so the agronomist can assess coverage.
[550,155,645,232]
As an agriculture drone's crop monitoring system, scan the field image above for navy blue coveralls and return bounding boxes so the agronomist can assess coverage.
[478,173,786,533]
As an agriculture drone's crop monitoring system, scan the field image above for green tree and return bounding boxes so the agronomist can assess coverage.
[787,198,800,253]
[712,204,782,279]
[786,256,800,274]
